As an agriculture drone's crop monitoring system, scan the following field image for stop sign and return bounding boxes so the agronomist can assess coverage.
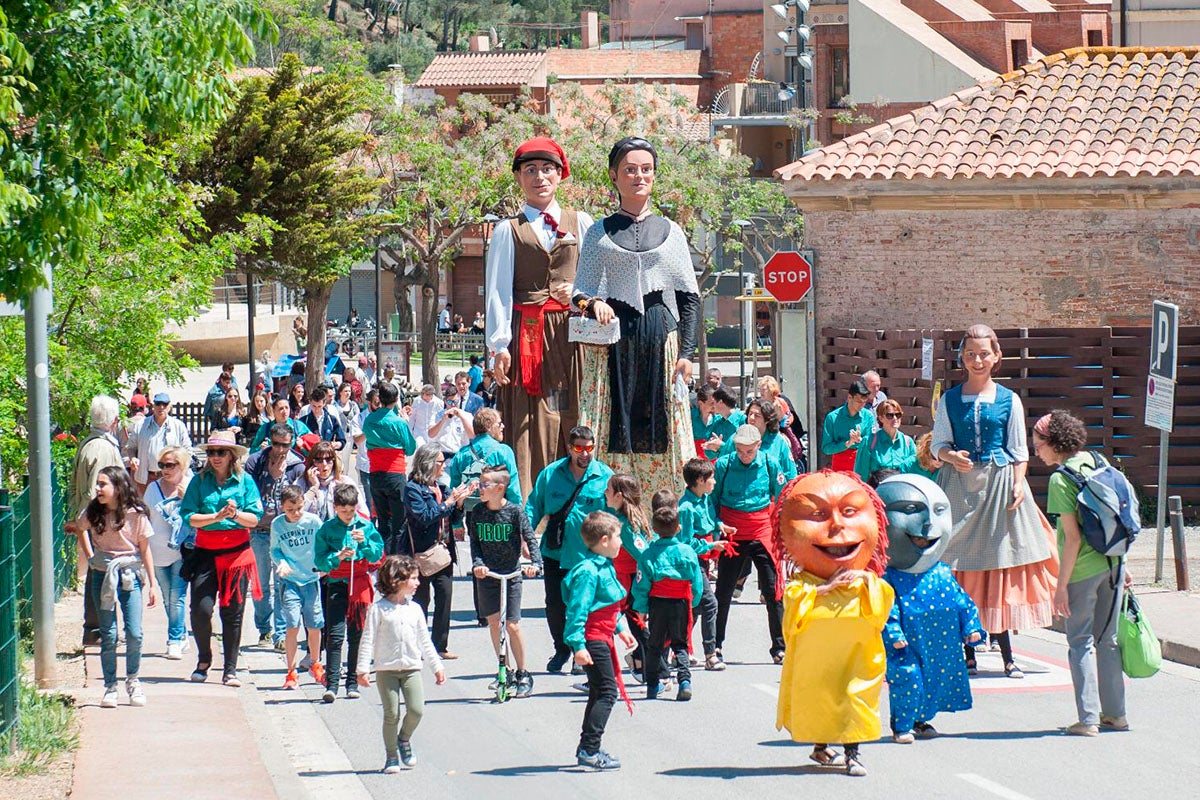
[762,251,813,303]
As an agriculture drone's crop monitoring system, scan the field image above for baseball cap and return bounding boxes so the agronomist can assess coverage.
[731,424,762,445]
[130,394,149,410]
[152,392,171,405]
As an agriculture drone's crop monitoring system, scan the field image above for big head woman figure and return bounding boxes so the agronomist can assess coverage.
[771,470,892,777]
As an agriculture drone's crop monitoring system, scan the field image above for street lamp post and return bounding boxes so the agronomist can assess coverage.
[732,219,753,402]
[772,0,813,160]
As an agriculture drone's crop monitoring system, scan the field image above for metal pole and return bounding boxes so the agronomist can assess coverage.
[1154,429,1168,583]
[739,251,747,403]
[375,236,384,372]
[797,9,807,158]
[247,274,257,392]
[24,277,56,688]
[1169,495,1189,591]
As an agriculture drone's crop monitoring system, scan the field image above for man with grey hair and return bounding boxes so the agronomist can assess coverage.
[861,370,887,409]
[70,395,124,645]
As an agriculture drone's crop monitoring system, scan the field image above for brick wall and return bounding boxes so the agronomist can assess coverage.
[804,207,1200,336]
[709,11,764,96]
[928,19,1032,73]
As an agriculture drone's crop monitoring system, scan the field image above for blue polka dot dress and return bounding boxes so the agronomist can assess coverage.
[883,563,986,734]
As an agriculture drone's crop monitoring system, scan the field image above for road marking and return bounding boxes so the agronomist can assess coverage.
[957,773,1037,800]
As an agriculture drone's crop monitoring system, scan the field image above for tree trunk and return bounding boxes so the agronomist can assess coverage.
[393,276,415,333]
[402,0,411,30]
[440,8,451,50]
[419,264,441,386]
[304,284,334,391]
[328,0,338,22]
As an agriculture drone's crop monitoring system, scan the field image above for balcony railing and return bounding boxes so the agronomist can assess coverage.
[739,81,797,116]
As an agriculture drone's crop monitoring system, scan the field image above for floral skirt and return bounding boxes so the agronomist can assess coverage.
[578,331,694,501]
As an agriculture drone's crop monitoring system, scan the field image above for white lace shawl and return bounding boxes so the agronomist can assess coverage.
[573,218,699,321]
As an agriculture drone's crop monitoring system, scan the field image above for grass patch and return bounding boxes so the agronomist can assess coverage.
[0,676,78,776]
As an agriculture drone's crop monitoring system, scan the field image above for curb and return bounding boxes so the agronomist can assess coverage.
[1047,619,1200,670]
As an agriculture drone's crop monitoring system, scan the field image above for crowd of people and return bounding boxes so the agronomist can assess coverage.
[64,137,1129,777]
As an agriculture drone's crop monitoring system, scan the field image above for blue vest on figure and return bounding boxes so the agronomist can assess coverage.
[943,384,1014,466]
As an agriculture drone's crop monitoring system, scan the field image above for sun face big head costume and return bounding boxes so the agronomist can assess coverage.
[772,470,893,749]
[877,474,985,738]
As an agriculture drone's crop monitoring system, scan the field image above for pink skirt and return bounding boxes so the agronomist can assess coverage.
[954,509,1059,631]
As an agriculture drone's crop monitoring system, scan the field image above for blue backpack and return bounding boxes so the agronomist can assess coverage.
[1054,452,1141,558]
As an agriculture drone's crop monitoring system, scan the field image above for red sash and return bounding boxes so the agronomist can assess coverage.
[613,562,646,629]
[326,557,381,629]
[718,507,785,602]
[367,447,407,474]
[194,526,250,551]
[205,535,262,608]
[584,601,634,715]
[831,448,857,472]
[514,298,568,396]
[695,533,720,562]
[649,578,695,653]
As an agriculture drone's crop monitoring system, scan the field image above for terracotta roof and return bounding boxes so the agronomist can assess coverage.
[776,47,1200,184]
[414,51,547,88]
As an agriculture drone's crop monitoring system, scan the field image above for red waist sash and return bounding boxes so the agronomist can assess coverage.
[367,448,407,474]
[194,526,250,551]
[649,578,695,653]
[326,557,381,629]
[614,548,639,578]
[584,601,634,715]
[514,298,569,396]
[831,448,857,472]
[718,507,785,602]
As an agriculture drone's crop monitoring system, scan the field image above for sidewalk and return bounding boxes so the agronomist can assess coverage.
[68,595,282,800]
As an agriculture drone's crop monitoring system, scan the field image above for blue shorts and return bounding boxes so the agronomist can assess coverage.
[279,580,324,631]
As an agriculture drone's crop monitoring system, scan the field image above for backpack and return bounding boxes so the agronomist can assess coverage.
[1054,452,1141,558]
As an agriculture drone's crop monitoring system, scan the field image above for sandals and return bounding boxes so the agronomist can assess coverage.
[808,746,842,766]
[1004,662,1025,679]
[844,753,867,777]
[705,653,726,671]
[190,663,211,683]
[772,652,785,665]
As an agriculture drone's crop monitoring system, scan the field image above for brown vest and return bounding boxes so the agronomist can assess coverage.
[510,209,580,306]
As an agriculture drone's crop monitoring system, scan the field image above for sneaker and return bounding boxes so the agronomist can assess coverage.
[257,632,273,647]
[308,662,326,685]
[126,678,146,707]
[1100,716,1130,731]
[576,748,621,770]
[399,739,416,767]
[438,651,458,660]
[546,653,569,674]
[222,673,242,688]
[165,642,183,660]
[571,681,590,694]
[570,661,585,676]
[913,721,938,739]
[676,680,692,702]
[646,683,661,701]
[101,685,119,708]
[274,640,286,652]
[322,689,336,704]
[283,671,299,690]
[732,587,743,600]
[382,757,402,774]
[346,687,361,700]
[893,731,915,744]
[514,670,534,698]
[1065,722,1099,737]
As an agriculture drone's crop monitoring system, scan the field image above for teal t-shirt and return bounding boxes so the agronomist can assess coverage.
[1046,452,1112,584]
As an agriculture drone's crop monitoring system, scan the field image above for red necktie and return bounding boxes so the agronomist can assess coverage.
[540,211,567,239]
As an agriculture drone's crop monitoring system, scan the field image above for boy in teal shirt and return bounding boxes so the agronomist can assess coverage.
[675,460,737,669]
[314,484,384,703]
[565,511,636,771]
[633,504,706,701]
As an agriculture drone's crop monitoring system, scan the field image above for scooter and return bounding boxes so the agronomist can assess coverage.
[484,567,524,704]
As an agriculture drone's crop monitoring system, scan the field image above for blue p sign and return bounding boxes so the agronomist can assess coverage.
[1149,300,1178,381]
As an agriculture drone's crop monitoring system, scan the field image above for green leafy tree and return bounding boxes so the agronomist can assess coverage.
[368,92,542,385]
[0,1,273,301]
[181,53,383,390]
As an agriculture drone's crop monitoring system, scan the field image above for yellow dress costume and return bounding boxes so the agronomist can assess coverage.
[776,570,894,744]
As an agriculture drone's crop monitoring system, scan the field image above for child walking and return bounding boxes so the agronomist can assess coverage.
[467,465,543,697]
[315,483,384,702]
[270,485,326,689]
[357,555,446,774]
[566,511,637,770]
[632,503,705,701]
[66,466,160,708]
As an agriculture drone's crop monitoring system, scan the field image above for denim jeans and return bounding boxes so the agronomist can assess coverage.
[154,560,188,645]
[88,568,144,687]
[249,532,286,643]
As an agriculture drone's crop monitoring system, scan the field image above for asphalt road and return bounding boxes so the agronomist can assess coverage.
[243,552,1200,800]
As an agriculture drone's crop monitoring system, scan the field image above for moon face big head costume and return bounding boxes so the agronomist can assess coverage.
[877,474,985,737]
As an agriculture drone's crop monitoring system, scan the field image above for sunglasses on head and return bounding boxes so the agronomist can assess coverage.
[571,443,595,454]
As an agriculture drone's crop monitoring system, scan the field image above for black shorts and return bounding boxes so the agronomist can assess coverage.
[477,574,523,623]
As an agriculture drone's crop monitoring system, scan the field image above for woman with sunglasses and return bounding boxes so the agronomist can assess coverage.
[242,391,272,450]
[212,387,247,443]
[401,444,474,659]
[854,399,918,486]
[180,430,264,686]
[302,440,369,523]
[144,445,193,660]
[573,136,701,497]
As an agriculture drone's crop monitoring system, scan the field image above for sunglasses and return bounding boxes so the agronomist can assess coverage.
[153,401,170,407]
[158,462,179,469]
[312,456,335,463]
[571,444,595,454]
[883,413,903,420]
[270,441,292,449]
[478,481,499,489]
[207,449,232,458]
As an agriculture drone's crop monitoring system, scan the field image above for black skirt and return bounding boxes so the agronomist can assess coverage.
[606,292,676,454]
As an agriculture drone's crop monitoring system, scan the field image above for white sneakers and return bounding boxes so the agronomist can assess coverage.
[127,678,147,707]
[165,642,183,660]
[100,686,119,709]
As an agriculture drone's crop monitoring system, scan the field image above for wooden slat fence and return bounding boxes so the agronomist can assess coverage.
[819,326,1200,511]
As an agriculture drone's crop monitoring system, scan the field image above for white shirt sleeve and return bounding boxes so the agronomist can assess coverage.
[485,220,515,355]
[1007,391,1029,462]
[576,211,594,249]
[931,397,955,457]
